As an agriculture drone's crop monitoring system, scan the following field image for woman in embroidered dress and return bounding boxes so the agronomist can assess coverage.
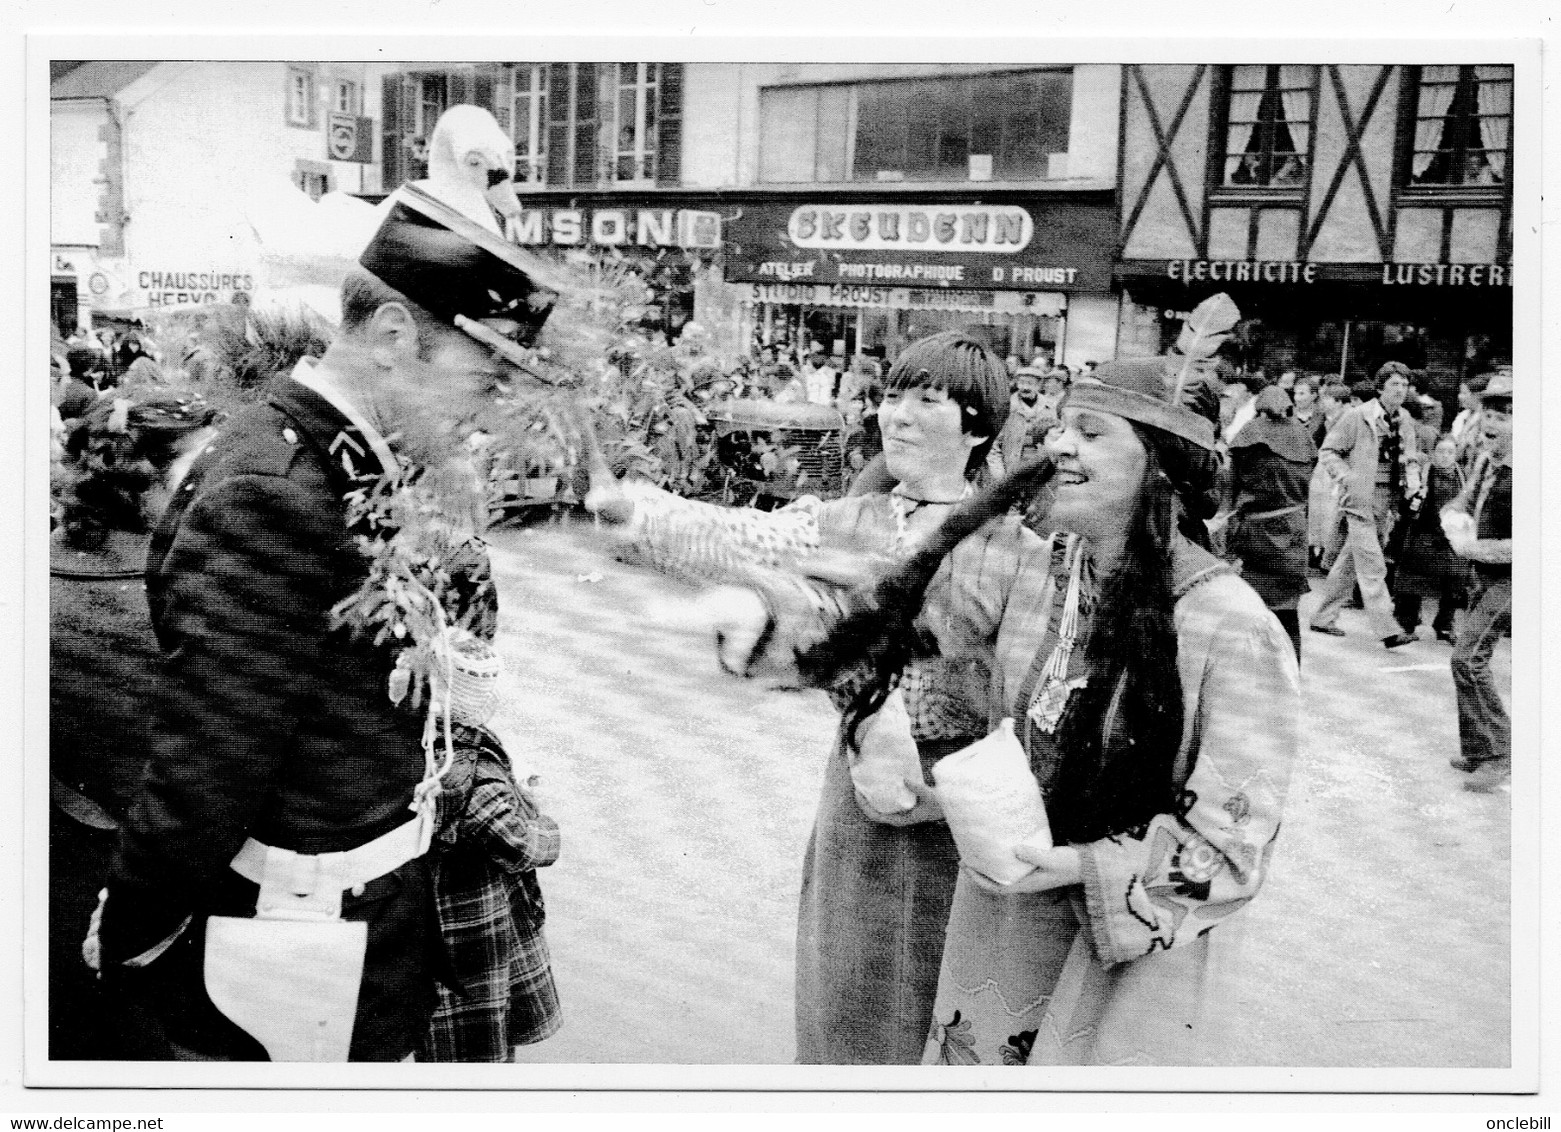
[586,331,1010,1064]
[714,358,1300,1065]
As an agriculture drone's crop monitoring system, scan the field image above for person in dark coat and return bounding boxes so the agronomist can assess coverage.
[50,389,219,1060]
[86,195,558,1061]
[1226,385,1318,661]
[1394,434,1472,641]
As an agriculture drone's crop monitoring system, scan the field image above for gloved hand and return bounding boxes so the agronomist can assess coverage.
[700,586,775,677]
[82,888,107,974]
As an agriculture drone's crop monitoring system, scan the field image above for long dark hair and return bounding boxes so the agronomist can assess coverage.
[801,423,1213,844]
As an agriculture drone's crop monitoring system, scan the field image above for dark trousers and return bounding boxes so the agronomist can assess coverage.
[1395,577,1467,635]
[1451,578,1511,767]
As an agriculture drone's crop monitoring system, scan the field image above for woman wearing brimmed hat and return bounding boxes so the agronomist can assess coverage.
[711,358,1300,1064]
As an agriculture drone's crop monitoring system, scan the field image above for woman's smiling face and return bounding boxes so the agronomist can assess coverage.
[878,384,982,486]
[1043,406,1148,537]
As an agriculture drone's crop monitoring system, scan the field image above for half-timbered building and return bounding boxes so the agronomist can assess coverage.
[1113,62,1513,400]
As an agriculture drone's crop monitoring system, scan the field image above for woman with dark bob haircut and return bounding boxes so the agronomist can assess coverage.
[710,358,1300,1064]
[587,331,1009,1063]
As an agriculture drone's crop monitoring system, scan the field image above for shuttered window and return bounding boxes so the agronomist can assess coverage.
[655,62,683,186]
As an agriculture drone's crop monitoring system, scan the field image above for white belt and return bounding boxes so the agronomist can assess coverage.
[229,815,429,921]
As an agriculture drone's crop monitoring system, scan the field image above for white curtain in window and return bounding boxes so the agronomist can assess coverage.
[1474,65,1512,180]
[1278,65,1313,154]
[1224,68,1266,181]
[1412,64,1460,179]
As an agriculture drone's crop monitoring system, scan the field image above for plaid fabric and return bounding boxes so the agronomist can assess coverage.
[418,728,562,1062]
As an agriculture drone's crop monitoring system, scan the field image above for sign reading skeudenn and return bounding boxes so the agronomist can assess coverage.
[724,198,1115,293]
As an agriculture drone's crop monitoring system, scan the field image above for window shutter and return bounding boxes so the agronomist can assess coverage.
[450,68,474,105]
[656,62,683,186]
[381,73,404,190]
[547,63,573,186]
[353,116,374,164]
[573,63,599,187]
[473,63,497,116]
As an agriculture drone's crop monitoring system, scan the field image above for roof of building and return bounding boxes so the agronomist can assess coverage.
[50,61,161,100]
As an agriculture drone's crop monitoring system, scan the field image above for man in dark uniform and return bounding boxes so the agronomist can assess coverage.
[86,191,557,1060]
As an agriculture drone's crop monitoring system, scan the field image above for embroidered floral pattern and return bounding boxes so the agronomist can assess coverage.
[931,1010,981,1065]
[1222,791,1251,825]
[999,1029,1038,1065]
[1172,831,1225,886]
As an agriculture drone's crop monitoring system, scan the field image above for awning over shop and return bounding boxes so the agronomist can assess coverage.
[738,282,1065,318]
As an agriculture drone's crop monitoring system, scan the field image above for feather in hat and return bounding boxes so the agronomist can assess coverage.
[1168,292,1241,403]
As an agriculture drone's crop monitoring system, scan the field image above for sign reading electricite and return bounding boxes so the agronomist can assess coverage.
[724,199,1115,292]
[1118,259,1513,288]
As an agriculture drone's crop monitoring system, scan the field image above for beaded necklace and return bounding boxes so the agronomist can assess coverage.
[888,482,973,552]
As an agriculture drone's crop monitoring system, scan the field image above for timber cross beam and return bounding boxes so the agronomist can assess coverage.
[1122,64,1209,260]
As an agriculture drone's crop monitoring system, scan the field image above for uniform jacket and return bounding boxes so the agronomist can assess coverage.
[101,377,474,1060]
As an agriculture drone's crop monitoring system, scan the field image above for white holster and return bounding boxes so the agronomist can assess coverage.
[203,814,430,1062]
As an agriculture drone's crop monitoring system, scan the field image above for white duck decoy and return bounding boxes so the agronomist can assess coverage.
[387,104,522,235]
[246,105,536,324]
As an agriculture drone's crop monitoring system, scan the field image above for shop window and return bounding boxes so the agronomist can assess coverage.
[510,64,548,184]
[1215,65,1316,191]
[613,63,660,183]
[1405,65,1512,189]
[758,69,1072,185]
[285,66,317,129]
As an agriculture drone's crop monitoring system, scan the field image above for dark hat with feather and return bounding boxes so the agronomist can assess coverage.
[1061,357,1219,452]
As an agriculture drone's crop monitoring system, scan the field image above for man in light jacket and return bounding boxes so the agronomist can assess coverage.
[1307,362,1422,648]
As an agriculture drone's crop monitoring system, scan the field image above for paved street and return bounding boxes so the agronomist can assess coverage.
[491,519,1512,1067]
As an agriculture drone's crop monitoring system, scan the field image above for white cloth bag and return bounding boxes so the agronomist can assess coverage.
[931,718,1052,884]
[848,687,923,813]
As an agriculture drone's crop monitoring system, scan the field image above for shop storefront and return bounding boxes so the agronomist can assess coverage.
[50,246,262,336]
[1116,257,1514,406]
[722,192,1118,367]
[495,191,726,344]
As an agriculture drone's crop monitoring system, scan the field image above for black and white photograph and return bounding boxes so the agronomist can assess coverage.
[13,13,1552,1113]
